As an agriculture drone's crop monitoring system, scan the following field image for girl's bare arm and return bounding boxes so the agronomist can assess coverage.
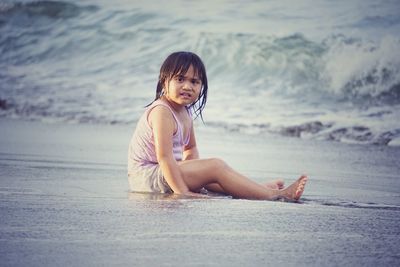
[149,106,190,194]
[183,124,199,160]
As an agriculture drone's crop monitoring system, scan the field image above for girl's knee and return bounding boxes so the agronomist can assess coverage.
[209,158,228,170]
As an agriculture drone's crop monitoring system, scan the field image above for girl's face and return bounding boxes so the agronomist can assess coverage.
[163,65,202,107]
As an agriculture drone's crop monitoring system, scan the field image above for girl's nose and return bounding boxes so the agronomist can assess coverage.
[183,81,193,90]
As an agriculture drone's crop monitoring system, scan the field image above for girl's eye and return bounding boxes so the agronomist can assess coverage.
[177,76,184,82]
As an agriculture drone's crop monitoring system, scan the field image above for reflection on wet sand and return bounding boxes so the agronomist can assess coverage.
[127,191,230,201]
[127,192,215,211]
[128,192,188,201]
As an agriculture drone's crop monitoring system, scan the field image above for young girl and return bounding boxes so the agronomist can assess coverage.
[128,51,307,200]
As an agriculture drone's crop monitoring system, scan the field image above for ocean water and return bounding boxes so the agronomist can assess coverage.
[1,0,400,145]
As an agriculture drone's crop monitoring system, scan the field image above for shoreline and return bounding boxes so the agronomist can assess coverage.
[1,117,400,204]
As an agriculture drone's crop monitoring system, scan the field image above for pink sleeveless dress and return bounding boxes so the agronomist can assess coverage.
[127,100,191,193]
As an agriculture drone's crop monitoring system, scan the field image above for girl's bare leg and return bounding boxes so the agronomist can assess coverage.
[205,179,284,193]
[178,158,307,201]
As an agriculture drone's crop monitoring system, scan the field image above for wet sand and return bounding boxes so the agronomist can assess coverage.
[1,118,400,266]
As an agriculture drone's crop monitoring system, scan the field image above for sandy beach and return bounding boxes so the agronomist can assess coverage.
[1,118,399,266]
[1,0,400,266]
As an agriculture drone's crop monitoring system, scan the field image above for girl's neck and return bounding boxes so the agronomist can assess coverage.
[160,96,186,113]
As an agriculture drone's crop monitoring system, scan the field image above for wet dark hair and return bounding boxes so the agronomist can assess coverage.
[148,51,208,121]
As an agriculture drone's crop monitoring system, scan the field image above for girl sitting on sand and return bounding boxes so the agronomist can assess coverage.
[128,51,307,200]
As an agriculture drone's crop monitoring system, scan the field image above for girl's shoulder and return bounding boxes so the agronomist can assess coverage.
[146,100,178,129]
[147,99,193,126]
[146,99,175,117]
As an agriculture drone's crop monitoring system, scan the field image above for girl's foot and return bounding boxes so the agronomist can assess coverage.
[264,179,285,190]
[281,175,308,201]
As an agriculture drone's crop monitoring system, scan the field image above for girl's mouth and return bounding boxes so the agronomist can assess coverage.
[180,92,192,98]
